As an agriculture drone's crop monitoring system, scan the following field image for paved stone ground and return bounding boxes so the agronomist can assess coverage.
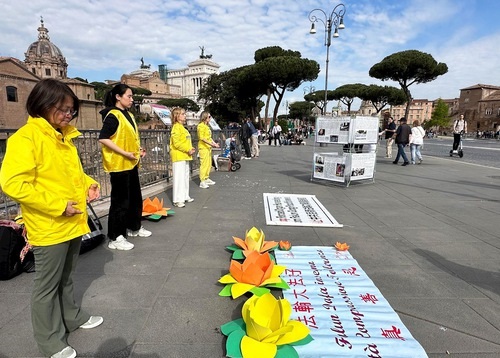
[0,142,499,357]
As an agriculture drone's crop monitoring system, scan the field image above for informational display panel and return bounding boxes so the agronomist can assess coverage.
[313,116,378,186]
[349,153,376,181]
[150,104,171,125]
[313,152,347,183]
[315,116,379,144]
[276,247,428,358]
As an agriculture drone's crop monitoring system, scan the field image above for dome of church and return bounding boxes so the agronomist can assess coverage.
[26,18,65,60]
[24,18,68,79]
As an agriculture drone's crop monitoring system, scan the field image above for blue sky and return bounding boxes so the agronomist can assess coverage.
[1,0,499,115]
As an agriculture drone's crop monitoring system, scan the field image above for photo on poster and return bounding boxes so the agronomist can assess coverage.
[351,167,365,176]
[318,128,326,135]
[336,163,345,177]
[315,165,324,173]
[340,122,350,131]
[315,155,324,164]
[330,135,339,142]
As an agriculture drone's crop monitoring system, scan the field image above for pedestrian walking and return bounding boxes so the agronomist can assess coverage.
[393,117,412,166]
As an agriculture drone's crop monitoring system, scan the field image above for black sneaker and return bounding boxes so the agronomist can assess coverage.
[402,162,409,166]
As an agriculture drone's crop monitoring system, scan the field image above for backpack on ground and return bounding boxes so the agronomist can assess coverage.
[0,220,29,280]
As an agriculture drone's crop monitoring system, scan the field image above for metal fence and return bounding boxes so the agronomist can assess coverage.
[0,127,231,220]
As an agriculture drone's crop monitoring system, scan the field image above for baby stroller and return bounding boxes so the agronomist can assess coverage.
[217,136,241,171]
[449,132,464,158]
[228,137,242,171]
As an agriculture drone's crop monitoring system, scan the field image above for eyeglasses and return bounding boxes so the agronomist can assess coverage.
[56,107,78,119]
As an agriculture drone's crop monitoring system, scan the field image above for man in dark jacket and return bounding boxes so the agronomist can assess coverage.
[393,117,411,166]
[239,119,252,159]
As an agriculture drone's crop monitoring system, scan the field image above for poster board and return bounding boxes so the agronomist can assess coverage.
[315,116,379,144]
[150,104,171,125]
[276,246,428,358]
[263,193,342,227]
[313,152,347,183]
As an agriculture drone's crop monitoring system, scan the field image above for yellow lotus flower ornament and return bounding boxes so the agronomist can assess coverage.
[221,293,313,358]
[227,227,278,260]
[218,251,289,299]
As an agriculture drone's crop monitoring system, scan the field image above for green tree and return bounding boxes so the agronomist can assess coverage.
[425,98,450,130]
[304,90,330,115]
[289,101,313,122]
[254,46,319,124]
[157,98,200,112]
[90,81,113,102]
[131,87,152,105]
[359,85,406,114]
[74,77,88,83]
[330,84,366,114]
[369,50,448,120]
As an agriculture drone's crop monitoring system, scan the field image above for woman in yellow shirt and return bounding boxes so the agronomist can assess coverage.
[169,108,196,207]
[197,111,219,189]
[0,79,102,358]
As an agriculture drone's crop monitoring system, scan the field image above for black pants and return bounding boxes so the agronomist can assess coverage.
[452,133,461,150]
[242,138,251,158]
[273,133,282,146]
[108,166,142,240]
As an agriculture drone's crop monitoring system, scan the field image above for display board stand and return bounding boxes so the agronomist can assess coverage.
[311,116,378,187]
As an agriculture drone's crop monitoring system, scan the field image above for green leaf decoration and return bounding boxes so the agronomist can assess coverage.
[266,279,290,290]
[250,286,270,296]
[226,244,239,252]
[219,284,233,297]
[231,250,245,260]
[146,214,162,221]
[166,209,175,215]
[291,334,314,346]
[276,345,299,358]
[221,318,245,336]
[225,330,245,358]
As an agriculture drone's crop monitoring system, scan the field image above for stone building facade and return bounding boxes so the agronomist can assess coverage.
[0,19,101,130]
[0,57,40,129]
[459,84,500,131]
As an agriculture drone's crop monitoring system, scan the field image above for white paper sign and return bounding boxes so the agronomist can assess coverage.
[263,193,342,227]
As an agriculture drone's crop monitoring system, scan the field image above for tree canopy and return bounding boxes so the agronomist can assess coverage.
[330,84,366,114]
[425,98,450,130]
[157,98,200,112]
[359,84,406,114]
[369,50,448,119]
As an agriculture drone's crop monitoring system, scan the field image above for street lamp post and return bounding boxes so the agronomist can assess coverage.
[303,85,315,123]
[308,3,346,116]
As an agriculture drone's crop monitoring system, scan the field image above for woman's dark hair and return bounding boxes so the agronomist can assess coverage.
[26,78,79,119]
[104,83,132,107]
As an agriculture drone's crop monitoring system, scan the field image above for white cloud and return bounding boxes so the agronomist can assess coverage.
[1,0,499,115]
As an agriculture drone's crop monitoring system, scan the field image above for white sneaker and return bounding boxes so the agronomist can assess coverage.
[173,202,185,207]
[200,181,209,189]
[108,235,134,250]
[127,226,152,237]
[185,197,194,203]
[205,178,216,185]
[51,346,76,358]
[79,316,103,329]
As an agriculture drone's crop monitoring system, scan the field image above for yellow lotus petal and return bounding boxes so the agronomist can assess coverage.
[231,282,256,298]
[218,273,237,284]
[274,320,310,345]
[261,324,294,343]
[248,293,276,328]
[279,298,292,328]
[271,264,286,277]
[241,335,277,358]
[261,277,282,286]
[246,318,273,342]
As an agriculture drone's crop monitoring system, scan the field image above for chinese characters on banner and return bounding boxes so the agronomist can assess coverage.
[276,246,428,358]
[263,193,342,228]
